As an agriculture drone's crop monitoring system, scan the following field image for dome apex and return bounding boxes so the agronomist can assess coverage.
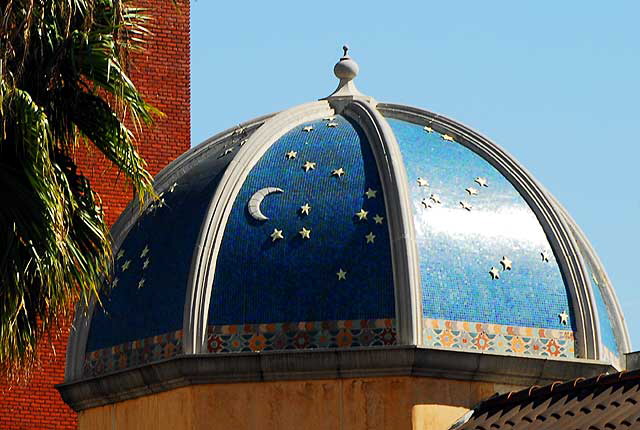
[327,44,364,99]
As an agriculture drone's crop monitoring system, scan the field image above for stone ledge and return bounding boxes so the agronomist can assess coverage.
[57,346,615,412]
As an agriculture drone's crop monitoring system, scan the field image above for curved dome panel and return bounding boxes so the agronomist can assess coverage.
[207,115,396,352]
[550,199,629,363]
[83,123,260,376]
[387,117,576,358]
[573,226,624,363]
[588,264,619,359]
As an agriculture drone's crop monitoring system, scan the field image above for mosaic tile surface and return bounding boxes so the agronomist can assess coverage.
[207,319,397,352]
[584,257,620,359]
[83,330,182,377]
[211,116,395,325]
[86,129,253,352]
[386,117,576,334]
[423,318,575,357]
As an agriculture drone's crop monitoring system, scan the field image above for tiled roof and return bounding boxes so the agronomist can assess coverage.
[453,369,640,429]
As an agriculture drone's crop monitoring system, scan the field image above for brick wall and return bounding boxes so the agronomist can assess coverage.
[0,1,190,428]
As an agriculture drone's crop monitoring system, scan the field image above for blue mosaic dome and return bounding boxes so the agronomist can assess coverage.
[66,48,630,380]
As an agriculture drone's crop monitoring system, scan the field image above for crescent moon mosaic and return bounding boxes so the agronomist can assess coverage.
[247,187,284,221]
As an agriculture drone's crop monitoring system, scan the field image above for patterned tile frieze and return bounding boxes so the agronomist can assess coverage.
[207,319,397,352]
[82,315,576,377]
[82,319,397,377]
[83,330,183,377]
[423,318,575,358]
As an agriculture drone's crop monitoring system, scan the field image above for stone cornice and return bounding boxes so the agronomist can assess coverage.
[57,346,615,412]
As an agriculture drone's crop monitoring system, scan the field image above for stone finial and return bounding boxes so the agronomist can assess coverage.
[334,45,359,81]
[327,44,363,99]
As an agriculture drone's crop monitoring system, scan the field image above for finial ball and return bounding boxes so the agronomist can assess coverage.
[334,45,359,81]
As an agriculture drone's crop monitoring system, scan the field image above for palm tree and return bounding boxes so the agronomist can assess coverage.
[0,0,157,372]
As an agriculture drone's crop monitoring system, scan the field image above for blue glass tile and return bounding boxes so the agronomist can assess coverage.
[210,116,395,324]
[585,260,619,356]
[86,140,241,352]
[387,118,575,331]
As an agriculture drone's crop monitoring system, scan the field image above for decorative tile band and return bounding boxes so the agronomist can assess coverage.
[206,319,397,353]
[82,319,397,377]
[83,318,581,376]
[422,318,575,358]
[83,330,183,377]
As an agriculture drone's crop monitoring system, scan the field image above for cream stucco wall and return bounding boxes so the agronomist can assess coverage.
[78,376,519,430]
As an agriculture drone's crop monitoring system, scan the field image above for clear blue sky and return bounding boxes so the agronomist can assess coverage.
[190,1,640,349]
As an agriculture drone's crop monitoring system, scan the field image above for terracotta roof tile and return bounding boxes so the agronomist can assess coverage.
[453,369,640,429]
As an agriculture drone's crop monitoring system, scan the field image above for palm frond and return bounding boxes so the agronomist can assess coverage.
[0,0,160,372]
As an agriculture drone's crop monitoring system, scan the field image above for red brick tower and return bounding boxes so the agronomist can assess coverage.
[0,1,191,428]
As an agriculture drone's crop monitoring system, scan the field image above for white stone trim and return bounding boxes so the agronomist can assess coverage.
[338,100,422,345]
[57,346,616,412]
